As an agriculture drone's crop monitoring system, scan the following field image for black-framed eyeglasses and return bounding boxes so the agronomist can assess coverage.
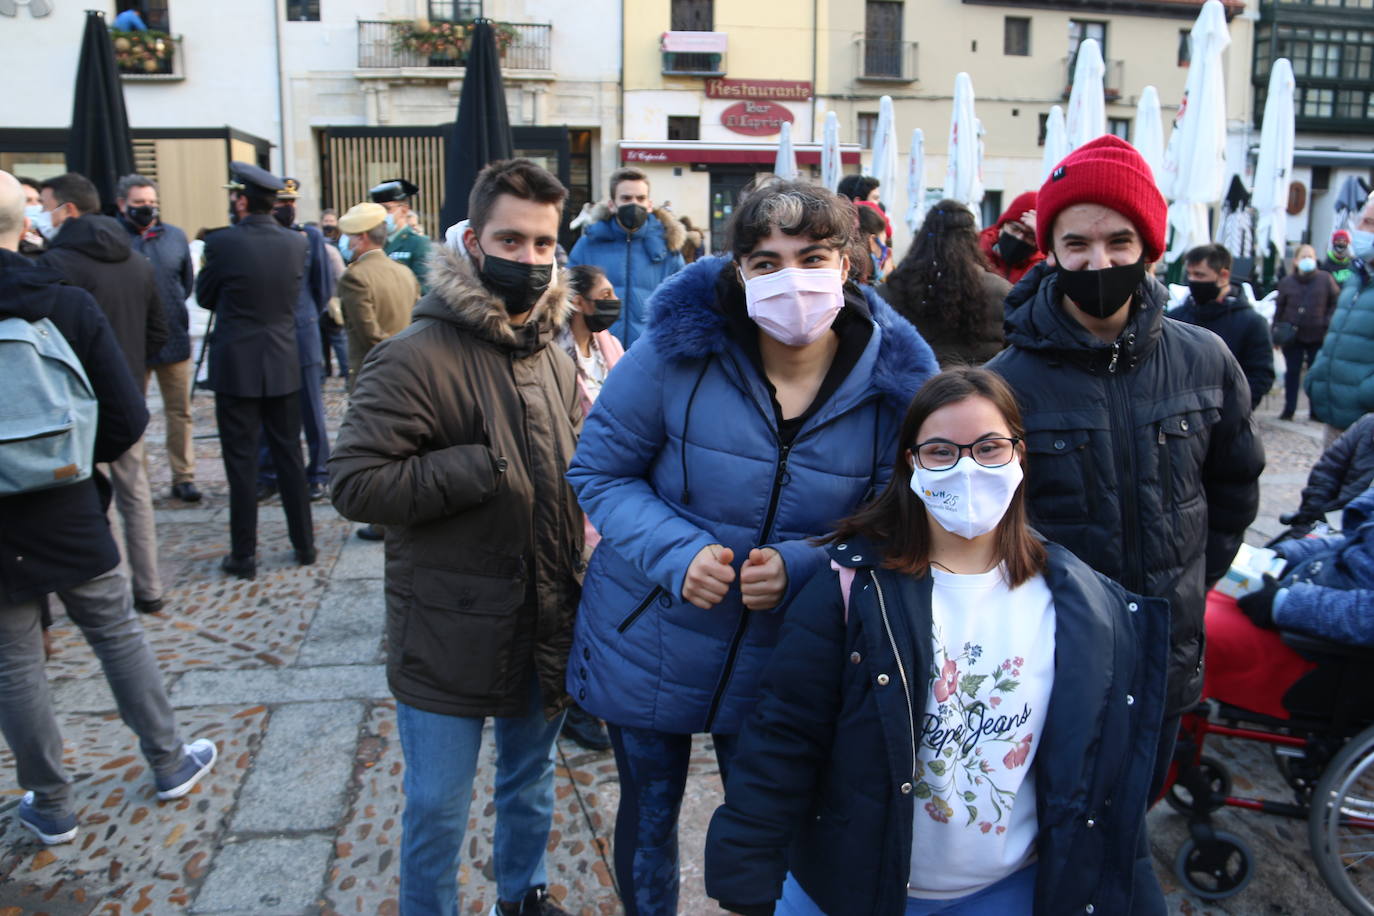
[912,437,1021,471]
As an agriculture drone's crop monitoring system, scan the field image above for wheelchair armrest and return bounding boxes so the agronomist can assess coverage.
[1280,629,1374,661]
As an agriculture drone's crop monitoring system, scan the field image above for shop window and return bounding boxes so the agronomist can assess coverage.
[668,116,700,141]
[287,0,320,21]
[1005,17,1030,57]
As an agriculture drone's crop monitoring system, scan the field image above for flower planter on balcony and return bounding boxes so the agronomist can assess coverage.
[112,29,183,81]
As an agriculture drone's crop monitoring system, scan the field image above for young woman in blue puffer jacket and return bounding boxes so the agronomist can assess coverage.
[566,180,938,916]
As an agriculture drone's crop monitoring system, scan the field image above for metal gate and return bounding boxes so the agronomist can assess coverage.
[322,127,448,239]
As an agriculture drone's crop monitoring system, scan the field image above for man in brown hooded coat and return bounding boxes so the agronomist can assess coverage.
[329,159,583,916]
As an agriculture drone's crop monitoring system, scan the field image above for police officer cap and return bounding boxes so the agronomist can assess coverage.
[370,178,419,203]
[277,177,302,201]
[224,161,286,195]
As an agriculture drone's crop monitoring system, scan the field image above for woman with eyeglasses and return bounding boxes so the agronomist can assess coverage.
[704,367,1169,916]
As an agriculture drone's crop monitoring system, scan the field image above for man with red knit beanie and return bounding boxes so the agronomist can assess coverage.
[978,190,1044,283]
[987,135,1265,797]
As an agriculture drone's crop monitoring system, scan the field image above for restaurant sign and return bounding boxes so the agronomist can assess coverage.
[705,79,813,101]
[720,100,794,137]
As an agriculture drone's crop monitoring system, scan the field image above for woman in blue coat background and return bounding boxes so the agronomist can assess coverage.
[567,180,938,915]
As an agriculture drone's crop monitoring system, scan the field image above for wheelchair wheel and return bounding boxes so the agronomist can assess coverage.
[1309,724,1374,915]
[1174,830,1254,900]
[1167,754,1232,816]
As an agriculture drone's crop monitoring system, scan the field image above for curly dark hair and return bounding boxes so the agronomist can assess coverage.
[883,200,991,337]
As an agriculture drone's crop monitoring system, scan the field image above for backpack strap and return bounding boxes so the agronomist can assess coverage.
[830,559,858,623]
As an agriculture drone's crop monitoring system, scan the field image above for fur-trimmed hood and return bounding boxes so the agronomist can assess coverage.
[584,201,687,253]
[646,255,939,413]
[415,244,573,351]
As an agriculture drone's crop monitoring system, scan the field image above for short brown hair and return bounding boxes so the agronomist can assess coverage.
[467,158,568,236]
[726,179,858,261]
[608,166,648,201]
[40,173,101,216]
[826,368,1047,588]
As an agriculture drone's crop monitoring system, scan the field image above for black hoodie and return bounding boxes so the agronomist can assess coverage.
[41,213,167,381]
[0,249,148,604]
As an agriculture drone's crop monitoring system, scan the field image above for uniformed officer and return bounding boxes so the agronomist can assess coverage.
[369,177,432,292]
[257,177,332,501]
[196,162,315,579]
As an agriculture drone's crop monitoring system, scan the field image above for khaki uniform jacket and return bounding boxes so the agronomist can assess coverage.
[338,249,420,390]
[329,248,584,719]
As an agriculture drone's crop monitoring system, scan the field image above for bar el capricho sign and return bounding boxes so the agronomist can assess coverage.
[705,79,813,102]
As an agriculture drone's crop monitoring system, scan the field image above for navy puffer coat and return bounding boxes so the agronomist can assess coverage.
[566,257,938,734]
[705,540,1169,916]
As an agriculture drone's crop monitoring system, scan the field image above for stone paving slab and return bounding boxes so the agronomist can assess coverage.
[191,835,337,915]
[296,585,386,668]
[230,701,365,834]
[170,665,389,707]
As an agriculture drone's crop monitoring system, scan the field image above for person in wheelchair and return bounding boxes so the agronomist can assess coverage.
[1239,482,1374,646]
[1279,412,1374,534]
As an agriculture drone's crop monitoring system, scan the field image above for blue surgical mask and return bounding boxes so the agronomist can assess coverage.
[339,234,354,263]
[29,207,57,241]
[23,203,42,222]
[1298,256,1317,273]
[384,212,396,233]
[1353,229,1374,263]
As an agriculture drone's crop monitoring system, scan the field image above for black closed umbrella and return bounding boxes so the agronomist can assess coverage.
[440,19,514,232]
[67,9,134,214]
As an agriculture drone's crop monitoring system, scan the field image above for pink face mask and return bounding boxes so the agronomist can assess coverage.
[742,267,845,347]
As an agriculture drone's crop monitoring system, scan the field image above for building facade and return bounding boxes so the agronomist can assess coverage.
[1252,0,1374,248]
[625,0,1256,255]
[2,0,621,240]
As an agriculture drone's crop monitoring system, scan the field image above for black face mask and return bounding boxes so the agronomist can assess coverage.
[478,246,553,316]
[1187,280,1224,305]
[273,204,296,228]
[583,298,621,334]
[1055,259,1146,320]
[127,205,158,228]
[996,231,1036,267]
[616,203,648,232]
[322,225,340,241]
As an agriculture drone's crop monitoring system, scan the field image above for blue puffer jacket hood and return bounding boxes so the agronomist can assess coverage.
[566,204,687,349]
[566,256,938,734]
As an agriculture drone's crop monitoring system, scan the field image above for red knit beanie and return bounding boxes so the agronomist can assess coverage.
[997,191,1038,230]
[1035,135,1167,261]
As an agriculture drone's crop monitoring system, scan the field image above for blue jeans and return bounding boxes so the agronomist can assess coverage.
[606,724,739,916]
[396,681,565,916]
[778,863,1037,916]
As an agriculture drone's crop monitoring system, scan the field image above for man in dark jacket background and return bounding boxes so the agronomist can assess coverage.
[0,170,215,847]
[330,159,583,916]
[1175,243,1275,410]
[116,173,201,503]
[196,163,314,580]
[39,172,168,615]
[986,136,1265,795]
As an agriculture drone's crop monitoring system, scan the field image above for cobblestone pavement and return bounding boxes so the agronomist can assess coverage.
[0,366,1358,915]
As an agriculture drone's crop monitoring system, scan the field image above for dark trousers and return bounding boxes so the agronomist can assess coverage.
[320,320,349,380]
[1282,340,1322,416]
[258,365,330,485]
[217,392,314,560]
[606,724,739,916]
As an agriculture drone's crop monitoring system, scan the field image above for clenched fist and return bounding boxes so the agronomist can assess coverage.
[683,544,736,610]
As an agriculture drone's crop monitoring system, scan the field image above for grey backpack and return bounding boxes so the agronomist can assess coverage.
[0,315,98,495]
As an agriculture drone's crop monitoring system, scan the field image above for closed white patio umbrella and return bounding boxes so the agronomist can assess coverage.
[1162,0,1231,264]
[944,72,983,212]
[1065,38,1106,150]
[1133,85,1165,189]
[774,120,799,181]
[906,127,926,233]
[1041,105,1068,181]
[821,111,841,192]
[868,95,899,205]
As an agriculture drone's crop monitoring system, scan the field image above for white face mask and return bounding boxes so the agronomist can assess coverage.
[1352,229,1374,263]
[30,207,57,241]
[909,455,1024,541]
[742,267,845,347]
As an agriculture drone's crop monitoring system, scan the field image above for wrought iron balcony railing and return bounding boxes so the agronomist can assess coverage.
[357,20,552,71]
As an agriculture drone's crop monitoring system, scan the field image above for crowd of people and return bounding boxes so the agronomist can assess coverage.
[4,130,1374,916]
